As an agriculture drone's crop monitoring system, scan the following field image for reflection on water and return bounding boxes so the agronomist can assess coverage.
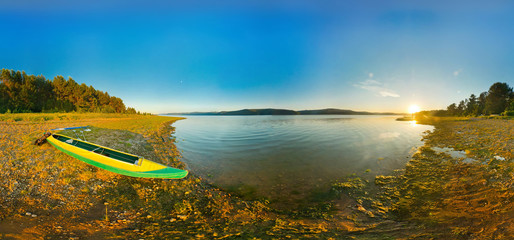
[379,132,401,139]
[168,115,433,205]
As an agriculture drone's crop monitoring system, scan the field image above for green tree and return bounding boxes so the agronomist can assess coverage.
[0,80,6,113]
[457,100,466,116]
[477,92,487,115]
[126,107,137,114]
[466,94,478,116]
[508,100,514,111]
[447,103,458,116]
[485,82,513,114]
[0,68,134,114]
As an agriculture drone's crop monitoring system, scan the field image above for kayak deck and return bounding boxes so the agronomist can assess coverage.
[52,134,139,164]
[48,133,188,179]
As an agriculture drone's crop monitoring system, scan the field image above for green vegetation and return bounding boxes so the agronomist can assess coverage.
[0,69,138,113]
[417,82,513,118]
[0,112,153,122]
[395,116,414,121]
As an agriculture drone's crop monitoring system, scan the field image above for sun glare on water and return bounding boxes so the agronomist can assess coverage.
[408,105,421,125]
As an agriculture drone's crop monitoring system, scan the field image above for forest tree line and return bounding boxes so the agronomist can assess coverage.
[422,82,514,117]
[0,69,138,114]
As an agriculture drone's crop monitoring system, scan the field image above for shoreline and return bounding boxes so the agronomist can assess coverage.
[1,113,513,239]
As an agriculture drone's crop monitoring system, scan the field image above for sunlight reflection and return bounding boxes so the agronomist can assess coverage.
[379,132,401,139]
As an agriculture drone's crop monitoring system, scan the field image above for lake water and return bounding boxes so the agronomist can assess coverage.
[168,115,433,206]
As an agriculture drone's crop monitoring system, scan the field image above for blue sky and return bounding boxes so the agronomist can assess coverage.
[1,0,513,113]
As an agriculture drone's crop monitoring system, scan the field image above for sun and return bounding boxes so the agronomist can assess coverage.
[408,104,421,114]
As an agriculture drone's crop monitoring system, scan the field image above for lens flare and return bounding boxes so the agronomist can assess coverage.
[408,105,421,114]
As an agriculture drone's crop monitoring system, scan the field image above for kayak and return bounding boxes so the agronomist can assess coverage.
[46,133,188,179]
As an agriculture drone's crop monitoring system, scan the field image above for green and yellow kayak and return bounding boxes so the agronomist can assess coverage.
[47,133,188,179]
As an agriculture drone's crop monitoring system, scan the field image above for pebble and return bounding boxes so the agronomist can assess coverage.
[31,214,37,217]
[356,205,366,212]
[25,212,31,216]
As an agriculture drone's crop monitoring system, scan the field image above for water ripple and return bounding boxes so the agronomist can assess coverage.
[169,115,433,204]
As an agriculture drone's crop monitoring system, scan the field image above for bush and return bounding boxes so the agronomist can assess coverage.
[503,110,514,116]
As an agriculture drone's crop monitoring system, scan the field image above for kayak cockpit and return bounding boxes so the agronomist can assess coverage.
[52,134,139,165]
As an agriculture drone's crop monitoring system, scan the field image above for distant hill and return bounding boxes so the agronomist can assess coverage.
[298,108,397,115]
[163,108,400,116]
[220,108,298,115]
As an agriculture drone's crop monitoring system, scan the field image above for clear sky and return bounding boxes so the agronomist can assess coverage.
[1,0,513,113]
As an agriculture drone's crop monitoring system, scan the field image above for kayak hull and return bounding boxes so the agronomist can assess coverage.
[47,134,188,179]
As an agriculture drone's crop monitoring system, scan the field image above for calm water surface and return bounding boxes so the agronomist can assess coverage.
[168,115,433,205]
